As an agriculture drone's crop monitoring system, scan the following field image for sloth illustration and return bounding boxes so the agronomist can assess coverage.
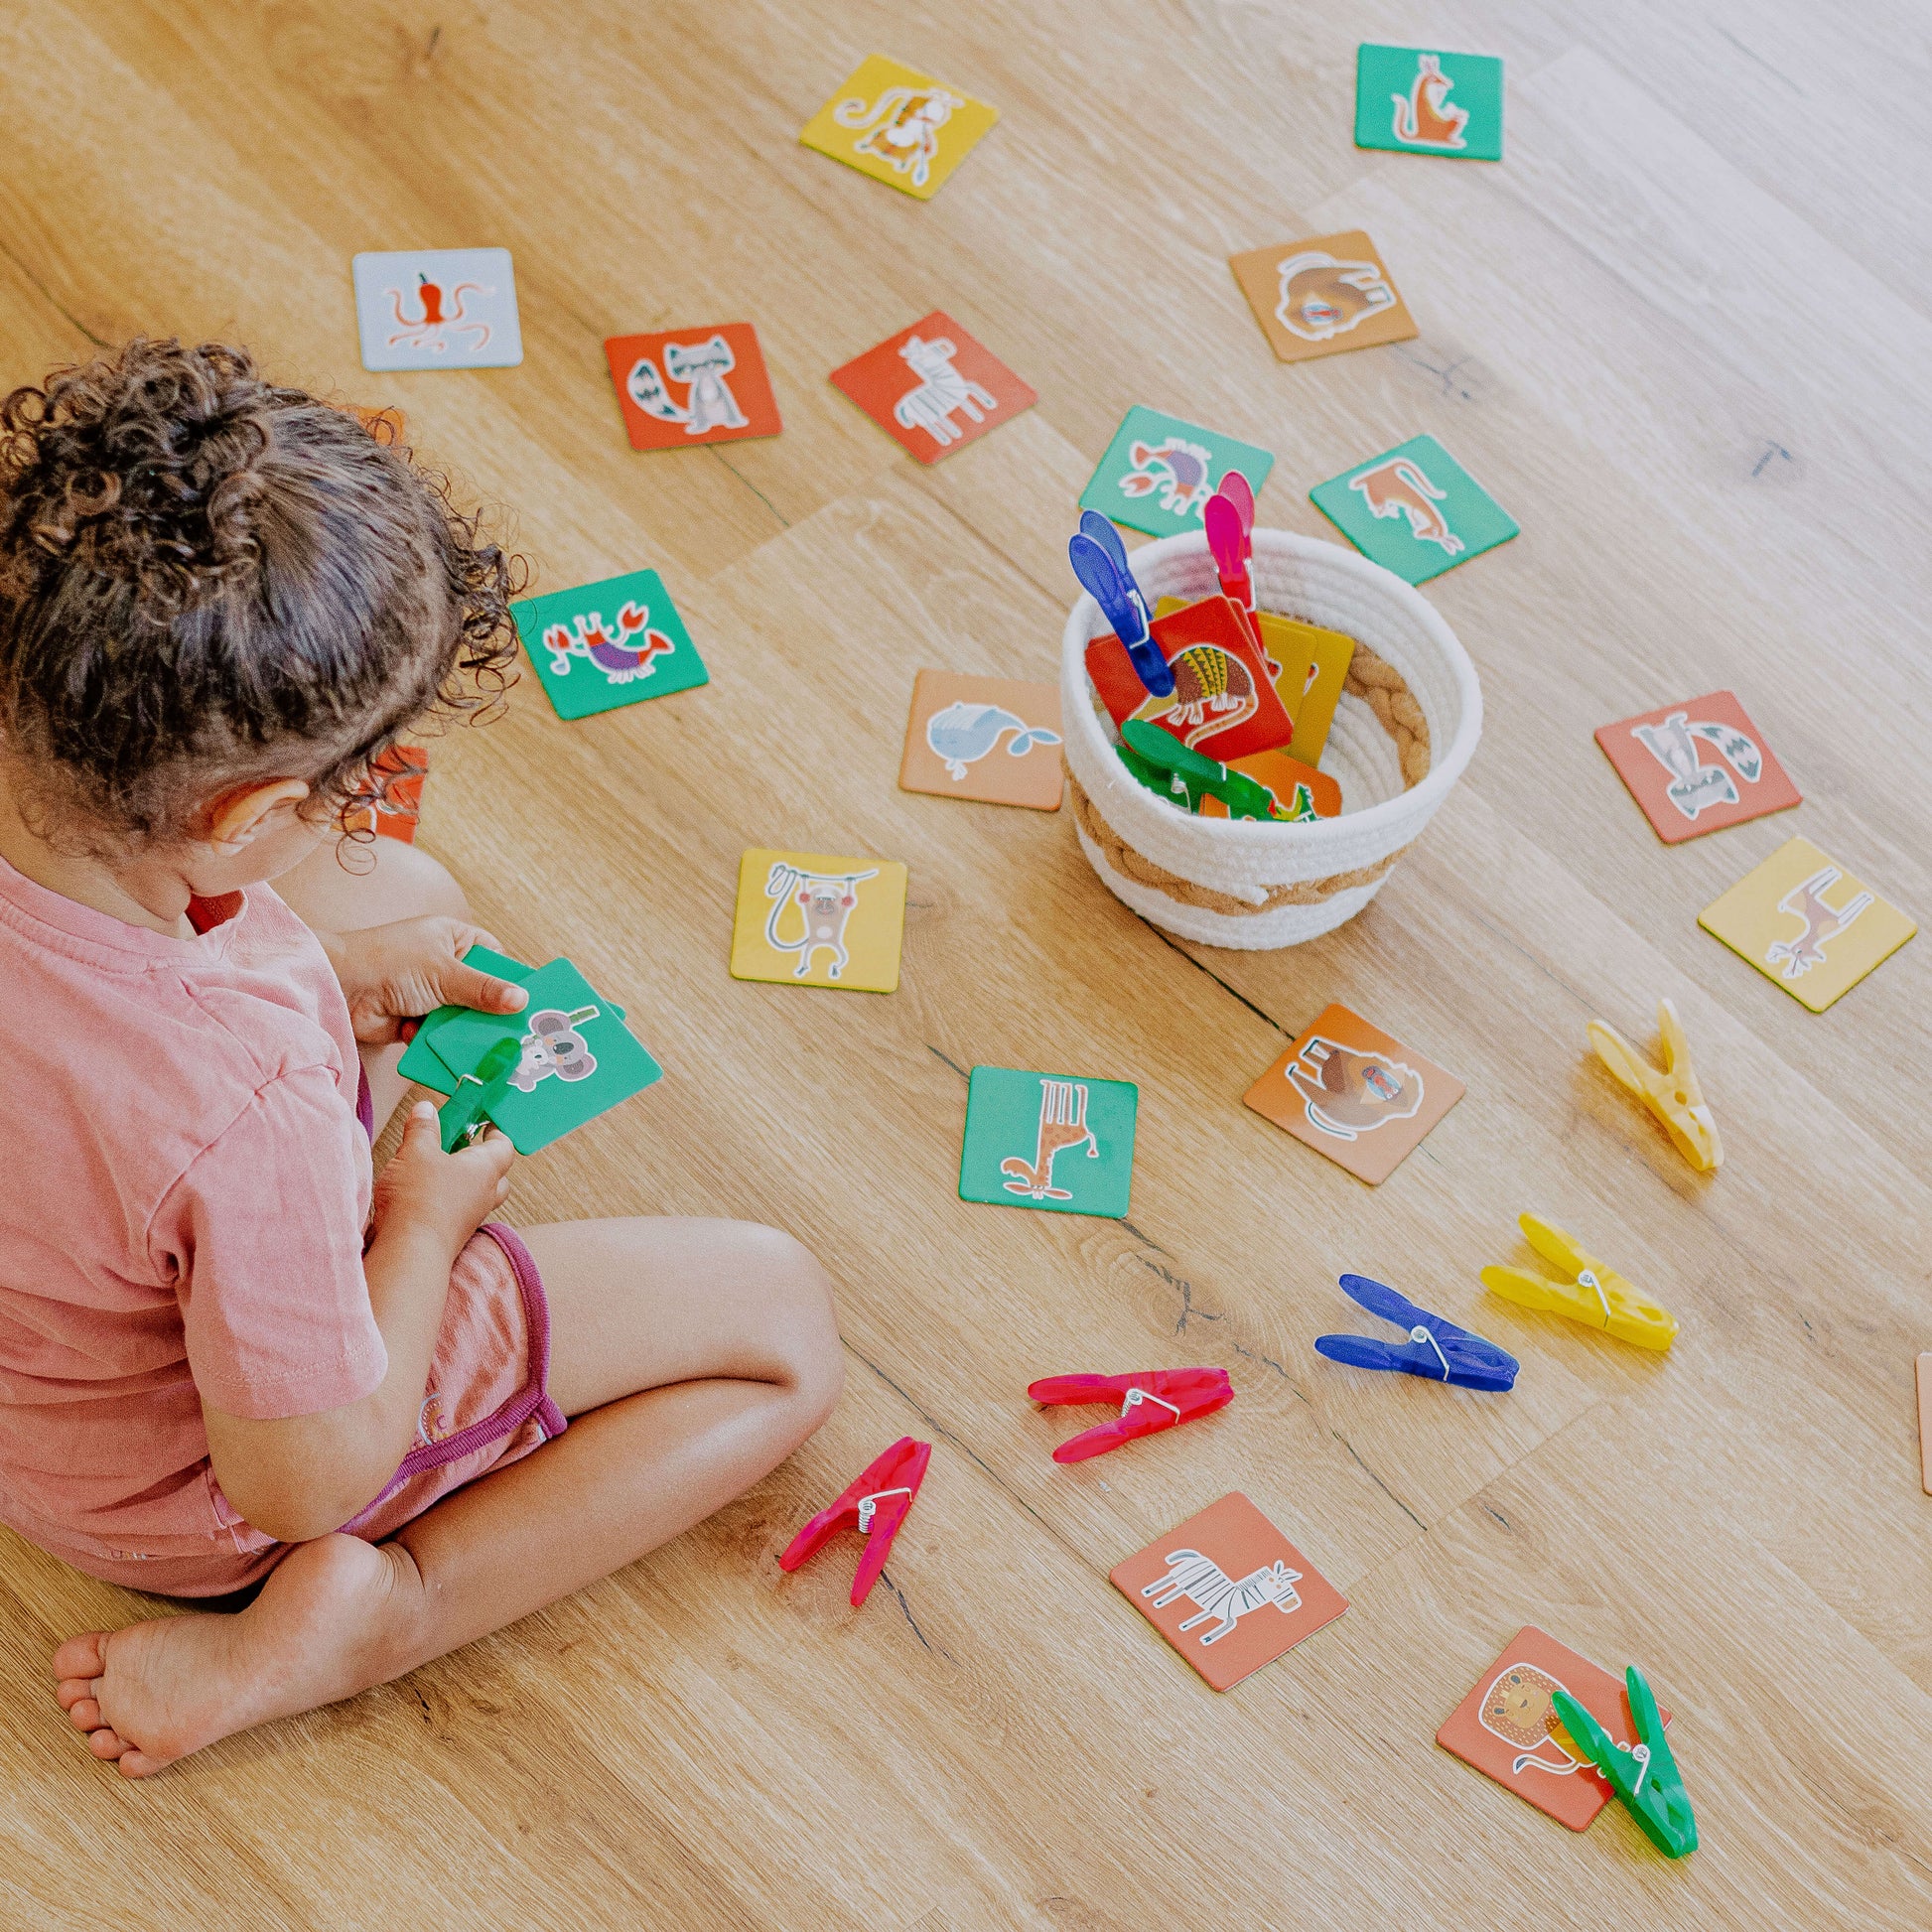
[1274,249,1398,343]
[1286,1035,1425,1141]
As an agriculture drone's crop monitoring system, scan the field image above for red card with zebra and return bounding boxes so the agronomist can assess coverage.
[1084,595,1294,762]
[828,309,1035,465]
[1111,1492,1348,1692]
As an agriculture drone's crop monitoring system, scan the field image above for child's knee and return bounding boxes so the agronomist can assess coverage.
[744,1226,843,1420]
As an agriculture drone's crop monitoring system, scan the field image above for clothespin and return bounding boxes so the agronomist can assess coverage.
[1027,1367,1233,1462]
[1587,999,1723,1173]
[1119,719,1282,820]
[1552,1667,1698,1859]
[1204,490,1253,609]
[436,1035,521,1153]
[776,1437,930,1607]
[1070,515,1174,698]
[1480,1214,1678,1351]
[1314,1275,1519,1391]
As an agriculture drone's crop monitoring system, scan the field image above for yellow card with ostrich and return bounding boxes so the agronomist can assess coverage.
[729,850,907,994]
[799,56,999,200]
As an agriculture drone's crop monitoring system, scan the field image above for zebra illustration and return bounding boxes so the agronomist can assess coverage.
[892,334,1000,448]
[1140,1549,1303,1644]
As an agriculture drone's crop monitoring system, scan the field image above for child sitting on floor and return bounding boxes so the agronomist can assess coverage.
[0,339,842,1777]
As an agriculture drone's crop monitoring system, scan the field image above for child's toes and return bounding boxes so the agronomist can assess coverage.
[51,1631,105,1681]
[62,1692,102,1730]
[86,1726,130,1760]
[115,1749,167,1779]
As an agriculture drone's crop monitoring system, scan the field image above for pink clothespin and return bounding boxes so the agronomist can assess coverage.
[1027,1368,1234,1462]
[1205,473,1256,605]
[777,1436,931,1606]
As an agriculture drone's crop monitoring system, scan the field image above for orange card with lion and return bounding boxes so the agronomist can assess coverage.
[1244,1003,1463,1184]
[1438,1627,1672,1832]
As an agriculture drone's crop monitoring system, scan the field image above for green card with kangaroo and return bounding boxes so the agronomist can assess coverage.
[958,1065,1138,1217]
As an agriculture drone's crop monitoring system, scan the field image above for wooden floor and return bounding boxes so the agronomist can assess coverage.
[5,2,1932,1925]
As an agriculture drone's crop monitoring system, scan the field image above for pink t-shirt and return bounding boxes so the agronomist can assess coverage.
[0,857,384,1565]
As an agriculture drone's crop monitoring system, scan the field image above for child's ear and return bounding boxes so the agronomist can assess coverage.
[204,778,312,854]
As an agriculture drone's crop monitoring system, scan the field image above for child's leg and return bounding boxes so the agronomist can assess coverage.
[276,836,473,1129]
[52,1217,842,1777]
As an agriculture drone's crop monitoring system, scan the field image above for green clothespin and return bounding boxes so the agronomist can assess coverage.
[1552,1666,1698,1859]
[436,1035,521,1153]
[1119,720,1280,820]
[1118,738,1211,811]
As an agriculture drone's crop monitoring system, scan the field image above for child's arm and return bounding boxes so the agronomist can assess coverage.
[198,1105,516,1543]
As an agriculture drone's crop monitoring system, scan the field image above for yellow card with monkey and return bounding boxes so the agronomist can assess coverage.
[730,850,907,994]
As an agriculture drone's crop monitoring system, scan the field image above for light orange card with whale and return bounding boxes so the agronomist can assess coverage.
[1244,1003,1463,1183]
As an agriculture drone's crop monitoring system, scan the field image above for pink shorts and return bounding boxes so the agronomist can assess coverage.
[46,1223,568,1599]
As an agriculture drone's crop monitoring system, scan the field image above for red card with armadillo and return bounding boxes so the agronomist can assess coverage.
[1111,1492,1348,1693]
[605,323,782,452]
[1243,1003,1464,1185]
[1437,1627,1672,1832]
[1084,596,1295,762]
[829,310,1036,464]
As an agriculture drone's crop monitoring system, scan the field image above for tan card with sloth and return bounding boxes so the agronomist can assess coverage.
[1228,230,1419,363]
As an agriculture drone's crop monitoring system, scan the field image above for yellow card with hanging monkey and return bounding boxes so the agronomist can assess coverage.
[730,849,908,994]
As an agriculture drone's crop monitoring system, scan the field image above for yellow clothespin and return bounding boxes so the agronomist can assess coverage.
[1480,1214,1678,1351]
[1587,999,1722,1173]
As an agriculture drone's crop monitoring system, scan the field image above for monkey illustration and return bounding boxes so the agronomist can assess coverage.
[762,863,879,980]
[1287,1035,1426,1141]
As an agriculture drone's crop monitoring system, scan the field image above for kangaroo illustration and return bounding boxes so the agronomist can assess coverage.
[761,864,878,980]
[1274,249,1397,343]
[1000,1080,1099,1200]
[542,602,677,684]
[892,335,999,447]
[833,84,961,189]
[1140,1550,1303,1645]
[1391,53,1469,150]
[1348,457,1463,554]
[626,336,750,437]
[1764,867,1873,979]
[1287,1036,1426,1141]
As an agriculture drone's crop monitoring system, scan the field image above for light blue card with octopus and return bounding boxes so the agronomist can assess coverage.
[1078,406,1275,541]
[351,248,524,372]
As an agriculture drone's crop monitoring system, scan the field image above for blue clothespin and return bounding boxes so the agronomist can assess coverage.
[1314,1274,1519,1391]
[1069,514,1173,698]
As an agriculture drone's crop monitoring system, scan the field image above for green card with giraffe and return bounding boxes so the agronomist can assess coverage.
[1309,434,1518,584]
[1354,44,1504,161]
[958,1065,1138,1217]
[1079,406,1276,541]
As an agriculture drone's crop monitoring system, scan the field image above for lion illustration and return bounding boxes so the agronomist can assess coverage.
[1274,249,1398,344]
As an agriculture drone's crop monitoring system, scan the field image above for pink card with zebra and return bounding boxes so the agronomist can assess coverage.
[828,310,1035,464]
[1111,1492,1348,1692]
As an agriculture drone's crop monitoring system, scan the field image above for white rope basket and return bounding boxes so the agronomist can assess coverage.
[1061,527,1482,948]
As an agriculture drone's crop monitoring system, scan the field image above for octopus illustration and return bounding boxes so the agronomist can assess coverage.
[1120,436,1218,518]
[924,701,1060,780]
[384,273,491,354]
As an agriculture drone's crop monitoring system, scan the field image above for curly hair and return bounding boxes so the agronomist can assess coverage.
[0,338,522,854]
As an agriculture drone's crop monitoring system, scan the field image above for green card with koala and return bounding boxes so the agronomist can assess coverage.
[399,952,661,1155]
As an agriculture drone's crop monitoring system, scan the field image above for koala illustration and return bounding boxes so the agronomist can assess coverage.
[1287,1035,1425,1141]
[508,1005,601,1092]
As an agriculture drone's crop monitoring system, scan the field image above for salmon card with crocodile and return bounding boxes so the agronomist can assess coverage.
[1438,1627,1672,1832]
[1081,406,1276,541]
[1111,1493,1348,1693]
[731,850,908,994]
[1245,1003,1465,1184]
[1699,836,1915,1012]
[1595,690,1801,843]
[1229,230,1419,364]
[351,248,523,371]
[511,568,709,722]
[958,1066,1137,1217]
[1310,434,1517,585]
[604,323,781,452]
[1354,45,1504,161]
[830,311,1035,464]
[899,671,1063,809]
[799,54,999,200]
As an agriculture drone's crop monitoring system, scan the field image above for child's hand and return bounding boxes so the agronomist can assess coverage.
[321,915,528,1044]
[371,1102,516,1253]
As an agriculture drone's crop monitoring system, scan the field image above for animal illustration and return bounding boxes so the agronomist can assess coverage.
[1157,644,1258,748]
[1287,1035,1426,1141]
[833,83,961,189]
[1121,437,1218,518]
[892,334,1000,446]
[1141,1550,1304,1645]
[924,701,1060,780]
[762,863,879,980]
[1000,1080,1098,1200]
[1630,713,1763,821]
[542,602,677,684]
[1391,53,1469,150]
[1764,866,1873,979]
[1479,1664,1586,1777]
[1348,457,1463,554]
[508,1006,601,1092]
[384,273,490,354]
[627,336,751,436]
[1274,249,1398,343]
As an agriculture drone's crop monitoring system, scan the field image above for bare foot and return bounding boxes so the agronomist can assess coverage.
[53,1533,420,1777]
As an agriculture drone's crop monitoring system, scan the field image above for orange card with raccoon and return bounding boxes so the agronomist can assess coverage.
[1438,1627,1672,1832]
[1228,230,1419,364]
[1244,1003,1464,1184]
[1110,1493,1348,1693]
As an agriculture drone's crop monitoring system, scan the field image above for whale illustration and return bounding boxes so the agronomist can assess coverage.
[925,701,1062,781]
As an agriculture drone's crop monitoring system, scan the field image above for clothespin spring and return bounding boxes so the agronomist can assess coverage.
[1410,1323,1451,1380]
[856,1486,911,1534]
[1577,1268,1613,1322]
[1121,1387,1184,1426]
[1621,1739,1651,1798]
